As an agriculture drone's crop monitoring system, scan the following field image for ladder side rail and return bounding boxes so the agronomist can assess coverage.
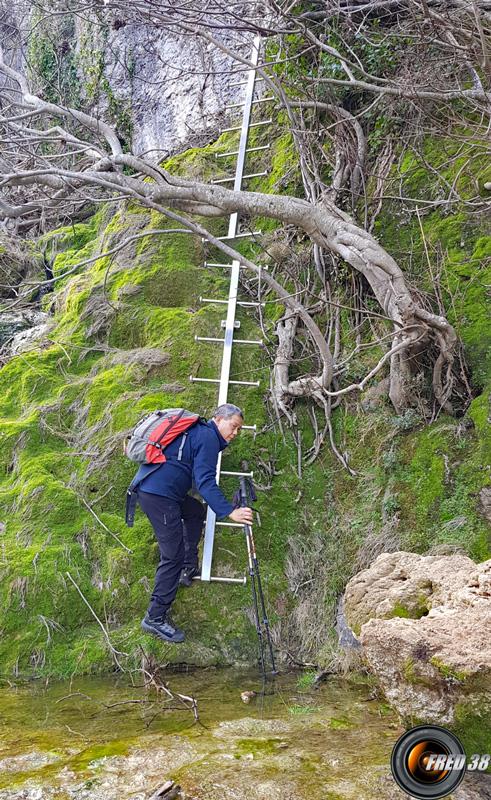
[201,34,262,582]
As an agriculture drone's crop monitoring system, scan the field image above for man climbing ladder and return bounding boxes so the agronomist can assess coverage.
[126,403,253,643]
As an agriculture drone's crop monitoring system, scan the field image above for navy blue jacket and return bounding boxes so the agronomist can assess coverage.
[132,419,234,519]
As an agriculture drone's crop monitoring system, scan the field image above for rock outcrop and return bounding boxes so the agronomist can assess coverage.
[4,1,256,158]
[344,552,491,731]
[0,310,52,355]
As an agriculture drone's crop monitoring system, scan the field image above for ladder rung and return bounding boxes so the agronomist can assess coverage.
[199,297,228,305]
[216,144,271,159]
[194,575,247,584]
[216,521,245,528]
[215,521,244,528]
[215,231,262,241]
[195,336,263,345]
[220,119,272,133]
[212,171,268,184]
[199,296,265,308]
[201,231,262,243]
[225,96,274,109]
[189,376,260,386]
[204,261,268,271]
[229,77,264,87]
[221,470,254,477]
[242,424,257,431]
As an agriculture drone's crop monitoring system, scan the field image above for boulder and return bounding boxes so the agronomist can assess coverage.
[344,552,491,734]
[344,551,477,634]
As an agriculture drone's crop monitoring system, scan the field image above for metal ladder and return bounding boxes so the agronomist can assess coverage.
[189,35,272,585]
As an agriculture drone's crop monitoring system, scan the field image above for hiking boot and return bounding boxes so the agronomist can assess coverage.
[141,613,185,643]
[179,565,200,587]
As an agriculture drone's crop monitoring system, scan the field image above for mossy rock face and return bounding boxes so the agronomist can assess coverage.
[0,138,280,677]
[1,111,490,679]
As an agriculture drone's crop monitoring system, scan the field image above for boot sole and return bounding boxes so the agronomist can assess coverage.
[141,619,185,643]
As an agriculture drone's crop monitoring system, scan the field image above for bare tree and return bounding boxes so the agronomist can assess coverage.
[1,0,483,462]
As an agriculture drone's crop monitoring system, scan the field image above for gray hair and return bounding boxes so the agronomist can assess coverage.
[213,403,244,420]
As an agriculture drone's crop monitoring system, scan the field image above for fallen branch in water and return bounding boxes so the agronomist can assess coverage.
[139,646,199,723]
[148,780,182,800]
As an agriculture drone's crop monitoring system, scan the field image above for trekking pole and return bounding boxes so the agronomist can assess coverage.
[238,476,277,677]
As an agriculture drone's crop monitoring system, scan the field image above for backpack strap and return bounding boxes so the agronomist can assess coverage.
[125,463,161,527]
[177,432,188,462]
[154,408,186,447]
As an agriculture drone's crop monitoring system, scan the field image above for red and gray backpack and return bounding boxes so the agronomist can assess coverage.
[125,408,201,464]
[124,408,203,526]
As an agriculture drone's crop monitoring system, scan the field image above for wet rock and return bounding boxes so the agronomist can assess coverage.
[0,751,61,772]
[454,773,491,799]
[345,552,491,726]
[335,596,361,649]
[0,310,52,355]
[214,718,292,736]
[240,690,257,703]
[361,377,390,411]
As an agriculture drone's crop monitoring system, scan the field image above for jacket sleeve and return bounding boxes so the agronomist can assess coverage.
[192,431,235,519]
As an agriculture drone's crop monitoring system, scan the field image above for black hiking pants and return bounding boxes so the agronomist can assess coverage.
[137,490,206,618]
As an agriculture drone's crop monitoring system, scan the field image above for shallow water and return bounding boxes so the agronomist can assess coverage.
[0,668,408,799]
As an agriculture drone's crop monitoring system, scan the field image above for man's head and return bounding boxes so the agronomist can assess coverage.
[213,403,244,443]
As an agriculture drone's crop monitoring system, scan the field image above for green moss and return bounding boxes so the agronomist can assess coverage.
[391,604,411,619]
[430,657,468,683]
[328,716,353,730]
[1,105,490,679]
[235,738,284,756]
[27,12,79,106]
[453,701,491,757]
[403,657,417,683]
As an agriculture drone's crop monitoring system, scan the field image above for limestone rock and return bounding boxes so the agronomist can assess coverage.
[344,552,491,726]
[78,13,256,158]
[360,603,491,724]
[344,551,477,634]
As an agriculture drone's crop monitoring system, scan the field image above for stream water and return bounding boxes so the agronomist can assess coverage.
[0,668,408,799]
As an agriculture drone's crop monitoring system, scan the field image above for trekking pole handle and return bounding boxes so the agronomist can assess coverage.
[239,475,248,507]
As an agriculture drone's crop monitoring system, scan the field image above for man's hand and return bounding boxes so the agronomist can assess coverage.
[229,507,254,524]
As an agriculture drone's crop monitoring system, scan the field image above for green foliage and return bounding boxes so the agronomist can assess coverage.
[0,79,489,682]
[288,704,321,715]
[453,701,491,756]
[430,657,468,683]
[296,670,317,690]
[27,13,80,106]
